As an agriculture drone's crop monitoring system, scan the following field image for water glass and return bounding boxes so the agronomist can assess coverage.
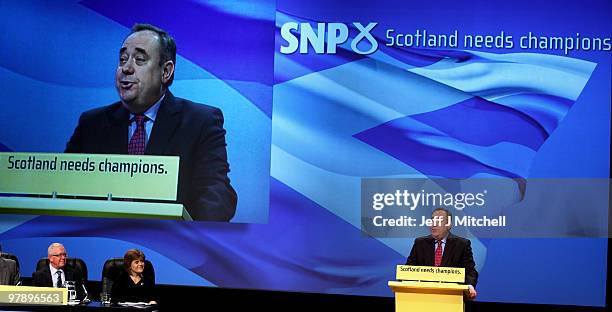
[65,281,77,303]
[100,292,111,306]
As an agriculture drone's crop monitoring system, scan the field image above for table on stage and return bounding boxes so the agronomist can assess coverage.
[0,301,158,312]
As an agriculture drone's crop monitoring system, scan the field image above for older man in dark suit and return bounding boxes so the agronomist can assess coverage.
[31,243,85,300]
[65,23,237,221]
[406,208,478,299]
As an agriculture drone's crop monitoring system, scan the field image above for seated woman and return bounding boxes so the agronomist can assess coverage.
[111,249,156,304]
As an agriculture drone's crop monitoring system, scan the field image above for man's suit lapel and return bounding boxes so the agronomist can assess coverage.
[63,267,73,282]
[425,236,436,266]
[0,260,7,282]
[441,233,456,267]
[146,91,182,155]
[42,266,53,287]
[64,267,81,284]
[107,104,130,154]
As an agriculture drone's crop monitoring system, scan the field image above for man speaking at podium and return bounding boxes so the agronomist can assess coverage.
[406,208,478,299]
[65,23,237,222]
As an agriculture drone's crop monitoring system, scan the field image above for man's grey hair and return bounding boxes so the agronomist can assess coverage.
[47,243,65,255]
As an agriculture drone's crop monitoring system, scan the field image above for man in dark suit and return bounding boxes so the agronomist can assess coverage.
[0,255,20,286]
[31,243,85,300]
[406,208,478,299]
[65,23,237,222]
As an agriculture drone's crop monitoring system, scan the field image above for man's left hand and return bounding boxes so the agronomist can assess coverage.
[467,285,477,300]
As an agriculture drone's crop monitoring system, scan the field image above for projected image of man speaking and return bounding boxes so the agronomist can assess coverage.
[65,23,237,222]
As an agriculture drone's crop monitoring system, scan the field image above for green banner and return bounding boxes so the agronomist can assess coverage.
[0,152,179,201]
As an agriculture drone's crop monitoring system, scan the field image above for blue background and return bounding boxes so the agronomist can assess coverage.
[1,0,610,307]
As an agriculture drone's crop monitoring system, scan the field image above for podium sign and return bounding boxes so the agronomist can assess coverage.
[0,152,179,200]
[0,152,191,220]
[396,265,465,283]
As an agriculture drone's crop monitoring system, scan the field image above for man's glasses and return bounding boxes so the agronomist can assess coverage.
[50,253,67,257]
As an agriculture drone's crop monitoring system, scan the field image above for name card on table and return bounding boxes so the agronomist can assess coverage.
[0,285,67,305]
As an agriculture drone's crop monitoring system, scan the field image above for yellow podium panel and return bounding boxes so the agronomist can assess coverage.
[389,280,468,312]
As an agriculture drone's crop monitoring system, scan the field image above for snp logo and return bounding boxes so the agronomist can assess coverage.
[280,22,378,55]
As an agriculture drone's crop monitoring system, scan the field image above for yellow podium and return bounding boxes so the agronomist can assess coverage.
[389,265,469,312]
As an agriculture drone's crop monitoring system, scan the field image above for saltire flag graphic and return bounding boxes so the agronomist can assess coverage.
[354,50,594,180]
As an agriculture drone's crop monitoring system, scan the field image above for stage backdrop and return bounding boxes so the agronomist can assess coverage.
[1,0,610,307]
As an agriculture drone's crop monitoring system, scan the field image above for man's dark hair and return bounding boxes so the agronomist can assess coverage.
[432,207,452,218]
[131,23,176,86]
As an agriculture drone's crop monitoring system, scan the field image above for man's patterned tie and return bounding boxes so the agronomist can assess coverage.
[128,115,147,155]
[434,240,443,267]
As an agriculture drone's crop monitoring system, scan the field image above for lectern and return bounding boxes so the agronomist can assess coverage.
[389,265,469,312]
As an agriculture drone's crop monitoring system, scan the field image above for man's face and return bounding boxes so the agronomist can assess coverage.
[115,30,164,113]
[430,210,451,240]
[48,246,67,269]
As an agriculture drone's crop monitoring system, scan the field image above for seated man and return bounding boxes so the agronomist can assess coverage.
[406,208,478,299]
[0,255,20,286]
[31,243,85,300]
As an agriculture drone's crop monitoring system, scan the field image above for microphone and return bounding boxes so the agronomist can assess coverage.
[81,281,91,304]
